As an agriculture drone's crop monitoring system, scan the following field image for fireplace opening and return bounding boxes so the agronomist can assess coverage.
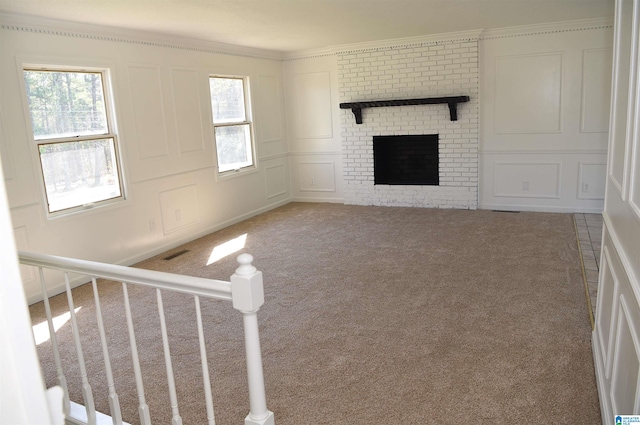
[373,134,439,185]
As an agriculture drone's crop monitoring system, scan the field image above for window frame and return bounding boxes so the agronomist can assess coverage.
[209,75,257,177]
[20,64,126,218]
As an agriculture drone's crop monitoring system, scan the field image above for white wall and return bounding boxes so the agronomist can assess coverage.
[480,20,613,212]
[283,52,344,203]
[592,0,640,421]
[284,19,614,213]
[0,16,291,303]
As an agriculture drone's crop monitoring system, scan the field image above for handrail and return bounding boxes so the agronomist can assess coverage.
[18,251,232,300]
[21,250,274,425]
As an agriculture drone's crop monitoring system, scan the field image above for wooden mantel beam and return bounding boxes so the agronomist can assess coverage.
[339,96,470,124]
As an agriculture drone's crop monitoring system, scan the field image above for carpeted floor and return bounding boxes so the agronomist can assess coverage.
[30,203,601,424]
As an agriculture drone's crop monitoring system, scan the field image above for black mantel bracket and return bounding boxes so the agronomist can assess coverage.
[339,96,470,124]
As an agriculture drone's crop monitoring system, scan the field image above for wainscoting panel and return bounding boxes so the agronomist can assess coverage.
[495,53,563,134]
[265,163,287,199]
[171,68,206,154]
[480,151,607,212]
[0,108,13,181]
[581,48,614,133]
[609,294,640,415]
[292,72,333,139]
[578,162,607,200]
[159,184,200,234]
[298,161,336,192]
[596,246,617,378]
[128,66,170,160]
[13,225,35,286]
[257,75,284,143]
[493,162,561,198]
[289,153,343,202]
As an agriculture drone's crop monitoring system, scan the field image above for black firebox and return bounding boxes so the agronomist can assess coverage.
[373,134,439,185]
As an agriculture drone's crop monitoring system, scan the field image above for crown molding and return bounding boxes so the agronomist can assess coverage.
[480,17,613,40]
[333,29,483,55]
[284,47,337,61]
[284,29,483,60]
[0,12,285,61]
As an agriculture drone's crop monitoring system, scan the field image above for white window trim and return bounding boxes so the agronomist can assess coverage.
[19,63,127,219]
[209,75,258,178]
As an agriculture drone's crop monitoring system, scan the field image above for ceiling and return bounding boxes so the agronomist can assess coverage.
[0,0,614,53]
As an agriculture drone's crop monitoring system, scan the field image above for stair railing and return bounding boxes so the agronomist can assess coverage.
[19,250,275,425]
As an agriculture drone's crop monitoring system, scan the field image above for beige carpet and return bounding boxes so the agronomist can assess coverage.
[30,203,601,424]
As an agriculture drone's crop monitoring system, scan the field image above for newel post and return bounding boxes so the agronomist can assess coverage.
[231,254,275,425]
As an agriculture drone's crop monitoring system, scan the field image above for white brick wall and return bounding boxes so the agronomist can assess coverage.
[338,38,479,209]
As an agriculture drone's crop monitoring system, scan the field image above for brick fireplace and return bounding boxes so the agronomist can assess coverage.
[337,34,479,209]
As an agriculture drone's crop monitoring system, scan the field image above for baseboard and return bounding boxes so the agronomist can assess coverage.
[26,198,293,305]
[479,203,604,214]
[291,196,345,204]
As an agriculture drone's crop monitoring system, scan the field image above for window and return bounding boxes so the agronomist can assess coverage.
[209,76,255,174]
[23,68,124,215]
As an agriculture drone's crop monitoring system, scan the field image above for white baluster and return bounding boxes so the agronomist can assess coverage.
[122,283,151,425]
[90,277,122,425]
[38,268,70,416]
[156,289,182,425]
[231,254,275,425]
[195,295,216,425]
[64,272,96,425]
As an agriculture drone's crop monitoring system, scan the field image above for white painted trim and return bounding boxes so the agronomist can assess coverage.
[264,163,288,199]
[285,29,482,60]
[260,152,290,161]
[480,149,608,155]
[592,333,613,425]
[492,161,562,199]
[331,29,483,55]
[480,17,613,40]
[603,211,640,305]
[578,161,608,200]
[478,203,604,213]
[291,196,344,204]
[0,12,283,60]
[288,151,343,157]
[25,198,292,305]
[609,294,640,415]
[600,244,621,380]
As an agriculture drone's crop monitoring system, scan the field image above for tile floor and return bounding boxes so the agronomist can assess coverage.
[574,213,603,322]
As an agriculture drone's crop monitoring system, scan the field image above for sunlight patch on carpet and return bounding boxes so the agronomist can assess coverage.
[207,233,247,265]
[32,307,82,345]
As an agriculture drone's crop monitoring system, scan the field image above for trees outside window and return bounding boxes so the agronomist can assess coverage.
[23,69,124,215]
[209,76,255,173]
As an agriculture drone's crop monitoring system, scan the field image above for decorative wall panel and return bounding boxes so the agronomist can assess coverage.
[128,66,170,159]
[13,225,35,284]
[265,163,287,199]
[596,246,617,373]
[578,162,607,199]
[0,108,13,181]
[493,162,561,198]
[292,72,333,139]
[171,68,205,154]
[610,296,640,414]
[159,184,199,234]
[581,48,614,133]
[495,53,563,134]
[257,75,284,143]
[299,161,336,192]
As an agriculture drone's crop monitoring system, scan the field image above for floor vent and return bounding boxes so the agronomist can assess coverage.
[164,249,189,260]
[492,210,520,213]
